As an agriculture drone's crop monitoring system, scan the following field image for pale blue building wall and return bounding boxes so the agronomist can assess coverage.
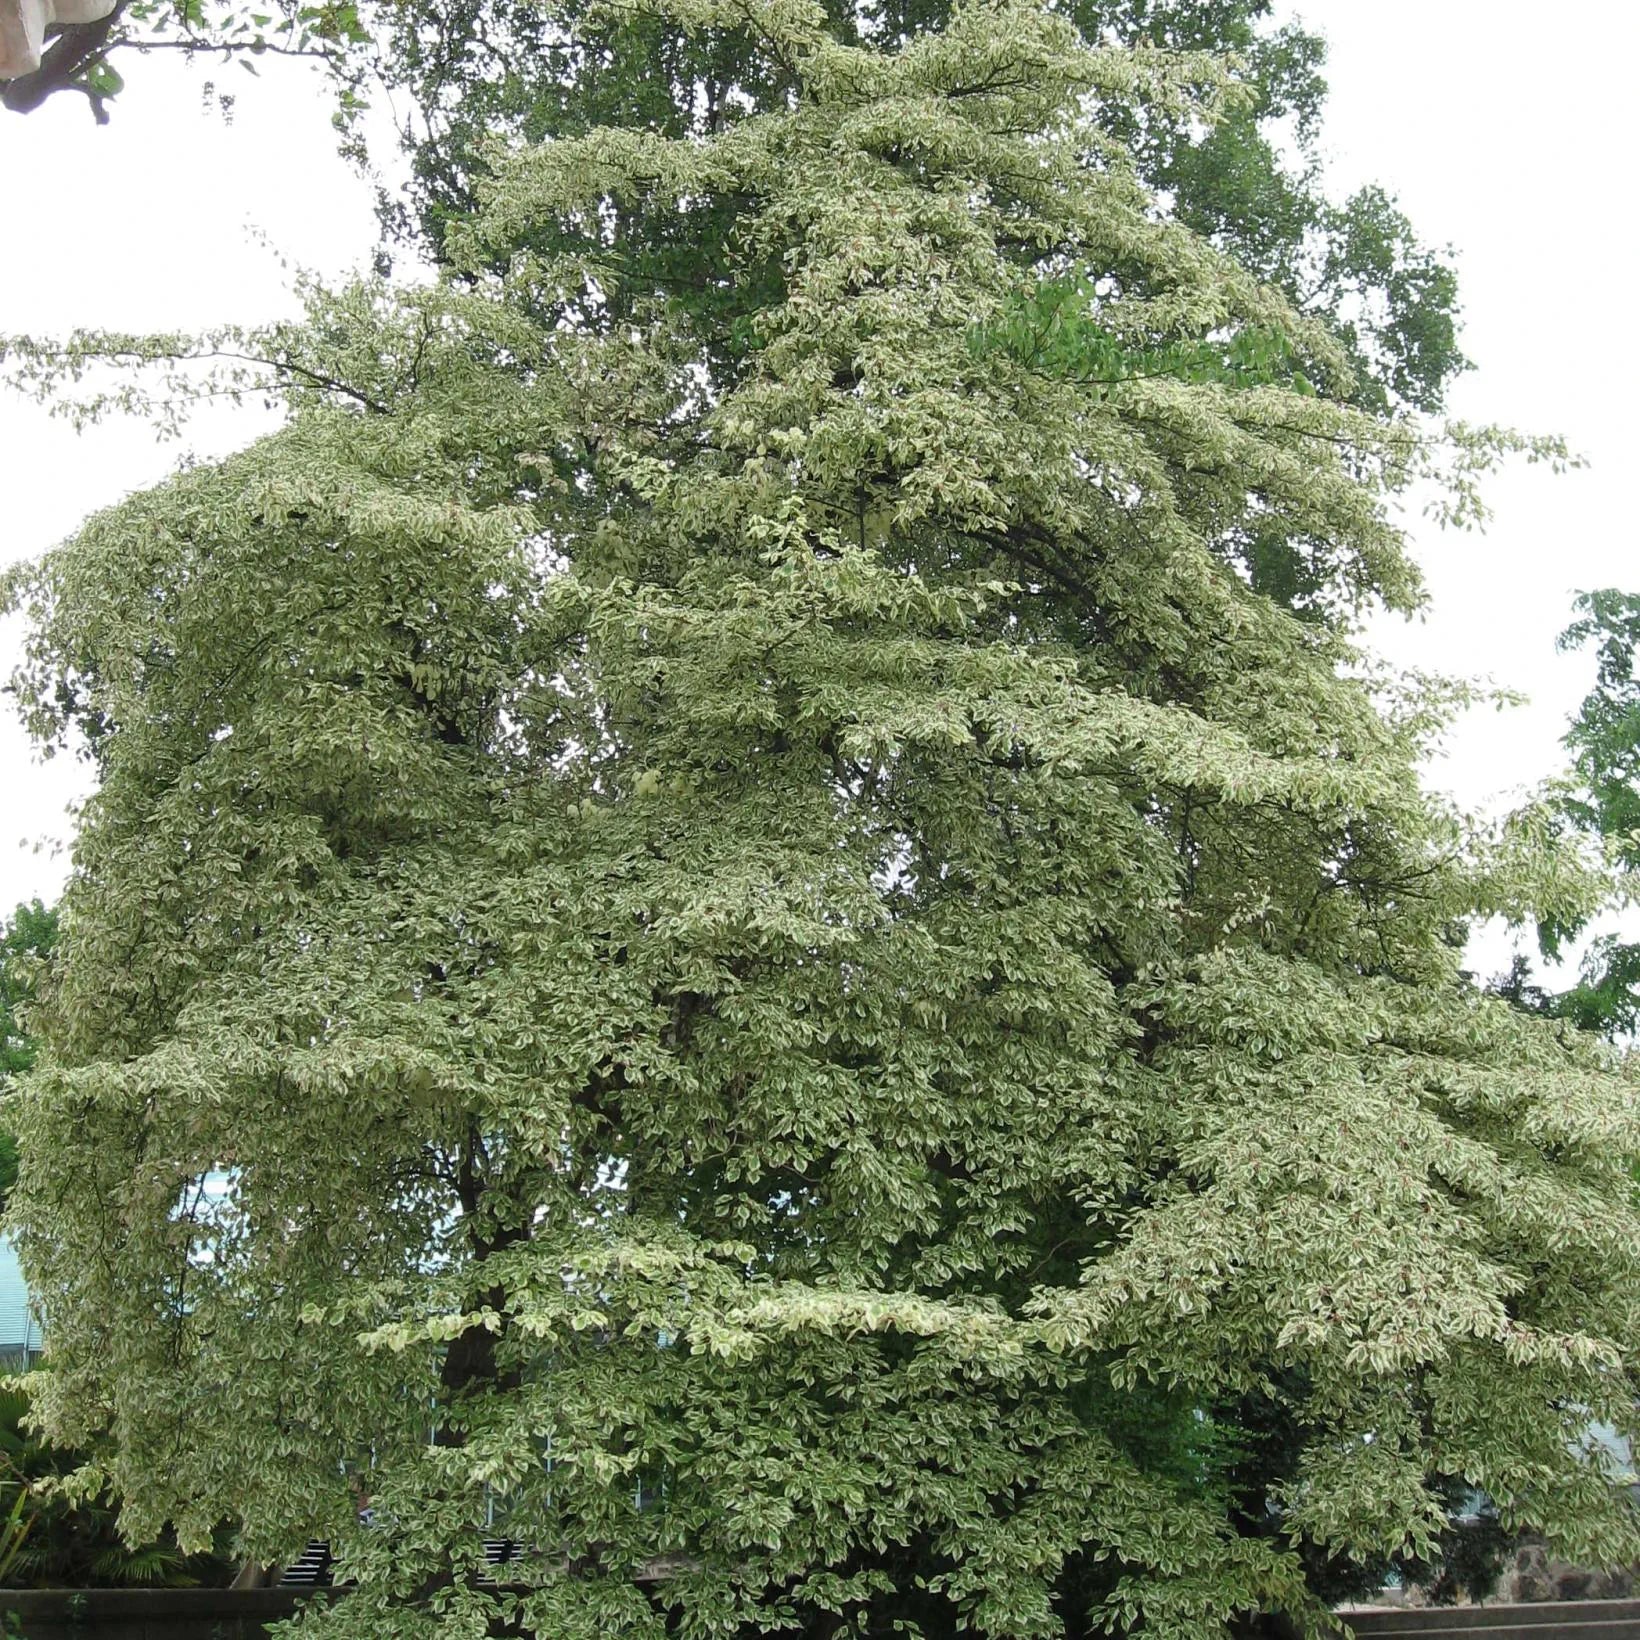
[0,1235,42,1365]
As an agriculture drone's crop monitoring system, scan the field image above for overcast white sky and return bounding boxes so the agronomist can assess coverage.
[1,0,1635,985]
[0,49,380,912]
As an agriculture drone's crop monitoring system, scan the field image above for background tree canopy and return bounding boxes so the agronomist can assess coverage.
[365,0,1463,412]
[2,1,1634,1638]
[1488,591,1640,1041]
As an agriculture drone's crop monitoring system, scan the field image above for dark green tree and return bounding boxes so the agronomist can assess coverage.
[1500,590,1640,1038]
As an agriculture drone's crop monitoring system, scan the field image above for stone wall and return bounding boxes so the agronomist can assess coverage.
[1506,1538,1635,1603]
[0,1587,330,1639]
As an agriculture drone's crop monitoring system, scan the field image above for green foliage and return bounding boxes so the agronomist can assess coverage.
[1412,1502,1515,1608]
[1083,10,1464,417]
[0,902,56,1206]
[0,1486,32,1585]
[0,1381,231,1588]
[0,902,55,1083]
[2,3,1635,1636]
[1561,590,1640,858]
[1491,591,1640,1039]
[972,278,1316,397]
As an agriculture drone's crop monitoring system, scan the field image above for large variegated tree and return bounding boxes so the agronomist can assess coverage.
[4,1,1637,1635]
